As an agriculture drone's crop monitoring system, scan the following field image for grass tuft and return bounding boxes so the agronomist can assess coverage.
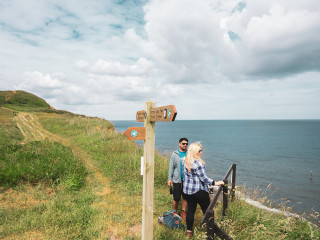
[0,108,24,145]
[0,141,87,190]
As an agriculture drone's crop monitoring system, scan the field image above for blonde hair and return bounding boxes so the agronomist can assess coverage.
[185,143,205,172]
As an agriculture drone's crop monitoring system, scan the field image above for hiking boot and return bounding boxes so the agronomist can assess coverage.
[185,231,193,238]
[181,209,186,221]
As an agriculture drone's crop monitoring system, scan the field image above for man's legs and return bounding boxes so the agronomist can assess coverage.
[172,183,182,212]
[182,198,187,210]
[173,183,188,220]
[172,200,179,211]
[181,195,187,220]
[180,179,188,219]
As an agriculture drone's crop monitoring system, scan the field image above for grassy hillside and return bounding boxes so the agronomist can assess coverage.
[0,107,24,145]
[0,90,319,239]
[0,90,51,111]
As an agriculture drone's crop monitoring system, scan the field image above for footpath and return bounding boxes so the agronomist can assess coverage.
[2,111,141,239]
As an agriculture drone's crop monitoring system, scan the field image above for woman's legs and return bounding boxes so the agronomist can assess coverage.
[185,190,210,231]
[196,190,210,214]
[185,195,197,231]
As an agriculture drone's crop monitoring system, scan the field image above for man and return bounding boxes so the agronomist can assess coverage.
[168,137,188,220]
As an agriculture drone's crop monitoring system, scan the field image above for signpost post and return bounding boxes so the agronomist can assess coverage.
[142,101,155,240]
[124,102,177,240]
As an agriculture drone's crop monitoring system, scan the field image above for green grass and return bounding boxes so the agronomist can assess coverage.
[0,186,98,239]
[218,196,320,239]
[0,94,5,105]
[39,114,169,191]
[0,141,87,190]
[0,108,24,145]
[0,90,51,111]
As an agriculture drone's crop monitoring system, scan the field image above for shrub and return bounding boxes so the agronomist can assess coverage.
[0,141,87,190]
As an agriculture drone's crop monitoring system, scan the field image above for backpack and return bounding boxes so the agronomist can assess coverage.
[158,210,185,231]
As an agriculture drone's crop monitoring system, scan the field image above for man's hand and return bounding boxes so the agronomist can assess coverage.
[168,180,172,186]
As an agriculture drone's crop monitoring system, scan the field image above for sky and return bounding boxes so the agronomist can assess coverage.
[0,0,320,120]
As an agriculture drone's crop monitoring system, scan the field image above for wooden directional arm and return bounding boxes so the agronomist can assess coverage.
[124,127,146,140]
[136,105,177,122]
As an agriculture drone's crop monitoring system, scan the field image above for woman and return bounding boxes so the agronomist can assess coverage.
[183,142,224,238]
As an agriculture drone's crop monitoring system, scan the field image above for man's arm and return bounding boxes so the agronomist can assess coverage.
[168,153,175,186]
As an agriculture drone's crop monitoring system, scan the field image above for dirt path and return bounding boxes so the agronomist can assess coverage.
[10,112,131,239]
[4,91,16,102]
[13,112,53,144]
[13,112,112,192]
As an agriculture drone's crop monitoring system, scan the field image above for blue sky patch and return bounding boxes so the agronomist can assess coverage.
[234,2,246,12]
[228,31,241,41]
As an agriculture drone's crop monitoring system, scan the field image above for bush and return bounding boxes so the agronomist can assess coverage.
[0,141,87,190]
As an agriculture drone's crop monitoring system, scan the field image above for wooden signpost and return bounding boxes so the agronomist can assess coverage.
[124,127,146,140]
[124,102,177,240]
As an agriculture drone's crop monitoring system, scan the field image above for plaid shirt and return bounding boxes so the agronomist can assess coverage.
[183,159,214,195]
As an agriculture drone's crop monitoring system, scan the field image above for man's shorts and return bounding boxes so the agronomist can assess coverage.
[173,182,186,202]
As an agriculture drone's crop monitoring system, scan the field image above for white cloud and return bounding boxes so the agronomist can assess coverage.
[228,3,320,78]
[129,0,320,82]
[17,71,63,90]
[74,57,158,102]
[178,71,320,120]
[79,57,153,76]
[0,0,320,119]
[140,0,227,83]
[75,60,89,70]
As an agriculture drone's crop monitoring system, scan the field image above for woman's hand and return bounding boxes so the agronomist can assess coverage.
[215,181,225,186]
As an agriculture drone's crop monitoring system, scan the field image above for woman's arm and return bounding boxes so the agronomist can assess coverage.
[195,162,214,185]
[195,161,225,186]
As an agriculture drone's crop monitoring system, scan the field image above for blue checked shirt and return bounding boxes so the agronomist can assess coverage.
[183,159,214,195]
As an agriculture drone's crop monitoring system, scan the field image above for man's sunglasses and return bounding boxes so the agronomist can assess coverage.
[181,143,188,145]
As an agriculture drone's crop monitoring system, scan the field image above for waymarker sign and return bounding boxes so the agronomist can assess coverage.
[124,127,146,140]
[124,102,177,240]
[136,105,177,122]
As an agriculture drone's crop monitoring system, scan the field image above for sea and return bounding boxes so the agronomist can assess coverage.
[111,120,320,216]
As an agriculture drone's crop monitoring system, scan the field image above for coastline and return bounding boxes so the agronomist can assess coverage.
[238,192,298,217]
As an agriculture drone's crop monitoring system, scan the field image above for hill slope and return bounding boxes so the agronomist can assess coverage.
[0,90,52,111]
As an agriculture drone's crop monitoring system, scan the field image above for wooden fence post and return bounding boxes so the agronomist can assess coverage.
[201,164,236,240]
[222,184,228,217]
[231,164,236,201]
[206,210,215,240]
[142,101,155,240]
